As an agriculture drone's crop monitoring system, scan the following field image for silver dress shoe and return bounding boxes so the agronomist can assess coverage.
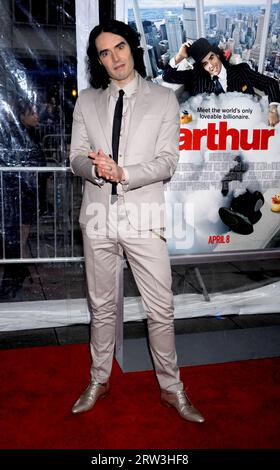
[161,389,205,423]
[72,381,109,414]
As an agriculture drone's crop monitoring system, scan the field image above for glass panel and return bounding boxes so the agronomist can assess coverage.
[0,0,85,312]
[31,2,47,24]
[121,257,280,373]
[123,257,280,335]
[48,0,59,25]
[13,0,31,23]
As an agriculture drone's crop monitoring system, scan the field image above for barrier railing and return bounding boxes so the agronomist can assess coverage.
[0,166,83,263]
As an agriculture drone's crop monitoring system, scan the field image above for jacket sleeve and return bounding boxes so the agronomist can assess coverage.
[244,64,280,103]
[162,63,194,87]
[69,94,99,184]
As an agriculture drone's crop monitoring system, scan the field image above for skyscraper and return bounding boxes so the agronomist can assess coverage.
[160,23,167,41]
[250,8,265,63]
[277,0,280,26]
[209,12,217,30]
[165,12,182,58]
[218,14,226,34]
[183,1,198,41]
[142,20,160,61]
[255,8,265,46]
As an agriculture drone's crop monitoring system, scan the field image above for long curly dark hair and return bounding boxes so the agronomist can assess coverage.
[87,19,146,89]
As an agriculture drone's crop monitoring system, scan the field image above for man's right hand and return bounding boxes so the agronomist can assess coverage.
[175,40,193,65]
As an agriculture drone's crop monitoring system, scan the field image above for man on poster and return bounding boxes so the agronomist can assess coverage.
[163,37,280,127]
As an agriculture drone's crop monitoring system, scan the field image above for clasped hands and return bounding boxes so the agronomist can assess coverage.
[88,149,124,182]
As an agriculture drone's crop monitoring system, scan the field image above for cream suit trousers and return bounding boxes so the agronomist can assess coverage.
[81,198,183,393]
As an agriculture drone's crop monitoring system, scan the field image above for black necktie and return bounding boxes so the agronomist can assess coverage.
[212,76,224,95]
[111,89,125,196]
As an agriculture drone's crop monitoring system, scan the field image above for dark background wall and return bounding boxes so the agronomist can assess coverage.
[99,0,115,23]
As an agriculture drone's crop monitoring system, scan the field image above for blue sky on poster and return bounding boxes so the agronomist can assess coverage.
[128,1,277,7]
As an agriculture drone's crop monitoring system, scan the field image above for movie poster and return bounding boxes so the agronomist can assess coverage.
[165,92,280,254]
[158,1,280,255]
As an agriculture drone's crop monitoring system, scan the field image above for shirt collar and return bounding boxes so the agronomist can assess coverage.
[217,64,227,81]
[109,71,139,99]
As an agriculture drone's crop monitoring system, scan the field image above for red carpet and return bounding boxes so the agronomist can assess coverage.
[0,343,279,449]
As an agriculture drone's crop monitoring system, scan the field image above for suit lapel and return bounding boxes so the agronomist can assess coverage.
[125,77,151,153]
[92,77,151,154]
[227,68,237,92]
[226,67,251,94]
[198,74,212,94]
[95,87,111,151]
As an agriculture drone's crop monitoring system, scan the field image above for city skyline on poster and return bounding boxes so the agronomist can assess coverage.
[128,1,280,79]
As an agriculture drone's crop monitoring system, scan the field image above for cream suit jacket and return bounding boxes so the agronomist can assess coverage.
[70,75,180,231]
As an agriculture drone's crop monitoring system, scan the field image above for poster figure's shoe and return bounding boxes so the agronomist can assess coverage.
[231,190,264,218]
[71,381,109,414]
[161,389,205,423]
[219,190,264,234]
[219,207,254,235]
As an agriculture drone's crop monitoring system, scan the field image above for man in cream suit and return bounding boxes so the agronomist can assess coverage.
[70,19,204,423]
